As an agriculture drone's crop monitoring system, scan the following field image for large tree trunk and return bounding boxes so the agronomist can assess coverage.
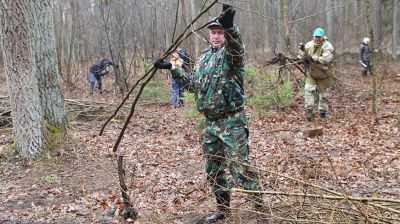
[0,0,45,158]
[27,0,68,133]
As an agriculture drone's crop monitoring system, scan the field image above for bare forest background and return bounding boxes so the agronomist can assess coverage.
[0,0,396,91]
[0,0,400,223]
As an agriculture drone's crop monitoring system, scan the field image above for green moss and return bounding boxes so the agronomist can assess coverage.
[43,123,68,153]
[0,142,16,159]
[41,174,59,183]
[10,139,16,151]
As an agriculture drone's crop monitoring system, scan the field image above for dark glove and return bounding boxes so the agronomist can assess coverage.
[154,59,172,70]
[303,55,314,64]
[218,4,235,29]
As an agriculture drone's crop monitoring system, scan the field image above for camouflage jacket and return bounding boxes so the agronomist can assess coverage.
[305,39,335,79]
[171,25,245,121]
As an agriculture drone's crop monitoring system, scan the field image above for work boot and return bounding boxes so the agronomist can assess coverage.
[306,110,313,121]
[206,193,230,223]
[319,111,326,118]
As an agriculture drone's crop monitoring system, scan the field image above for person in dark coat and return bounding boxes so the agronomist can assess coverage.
[359,37,372,76]
[89,59,113,95]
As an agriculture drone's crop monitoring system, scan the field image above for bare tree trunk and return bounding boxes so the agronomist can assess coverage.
[162,0,170,48]
[27,0,68,133]
[99,2,128,94]
[113,0,129,92]
[65,0,77,88]
[281,0,291,83]
[366,0,378,118]
[275,0,284,53]
[190,0,199,58]
[372,0,382,49]
[53,1,64,79]
[326,0,334,38]
[393,0,398,60]
[0,0,44,158]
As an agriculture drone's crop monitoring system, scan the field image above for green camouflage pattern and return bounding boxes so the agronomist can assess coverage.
[203,111,260,196]
[171,25,260,197]
[171,25,245,121]
[304,39,334,112]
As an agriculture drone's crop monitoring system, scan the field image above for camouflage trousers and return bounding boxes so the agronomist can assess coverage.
[304,76,331,113]
[203,110,260,197]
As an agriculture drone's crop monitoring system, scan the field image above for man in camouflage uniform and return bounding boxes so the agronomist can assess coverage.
[301,27,335,121]
[154,4,262,223]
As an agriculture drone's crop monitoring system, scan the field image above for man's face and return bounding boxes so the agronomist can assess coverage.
[209,27,225,48]
[313,36,324,44]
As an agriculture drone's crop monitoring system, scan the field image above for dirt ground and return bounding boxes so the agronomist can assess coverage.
[0,62,399,223]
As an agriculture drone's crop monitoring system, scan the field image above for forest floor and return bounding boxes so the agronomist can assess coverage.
[0,62,399,224]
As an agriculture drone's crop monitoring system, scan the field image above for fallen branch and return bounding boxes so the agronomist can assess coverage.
[231,188,400,205]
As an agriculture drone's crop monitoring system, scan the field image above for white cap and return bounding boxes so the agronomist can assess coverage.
[363,37,370,44]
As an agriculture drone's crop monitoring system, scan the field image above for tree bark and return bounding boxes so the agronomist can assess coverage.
[281,0,291,83]
[366,0,378,118]
[0,0,45,158]
[326,0,334,38]
[190,0,199,58]
[27,0,68,133]
[372,0,382,49]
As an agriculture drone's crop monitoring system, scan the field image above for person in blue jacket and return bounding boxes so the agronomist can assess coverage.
[89,59,113,95]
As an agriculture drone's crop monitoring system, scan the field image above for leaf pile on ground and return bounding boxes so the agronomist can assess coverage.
[0,69,399,223]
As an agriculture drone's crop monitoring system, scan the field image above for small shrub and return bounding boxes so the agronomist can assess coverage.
[245,65,293,112]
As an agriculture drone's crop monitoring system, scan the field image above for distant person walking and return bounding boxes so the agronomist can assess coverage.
[359,37,372,76]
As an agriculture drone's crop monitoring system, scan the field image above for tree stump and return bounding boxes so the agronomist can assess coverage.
[303,126,324,138]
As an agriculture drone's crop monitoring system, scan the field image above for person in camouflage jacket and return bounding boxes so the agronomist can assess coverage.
[154,4,262,223]
[301,27,335,121]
